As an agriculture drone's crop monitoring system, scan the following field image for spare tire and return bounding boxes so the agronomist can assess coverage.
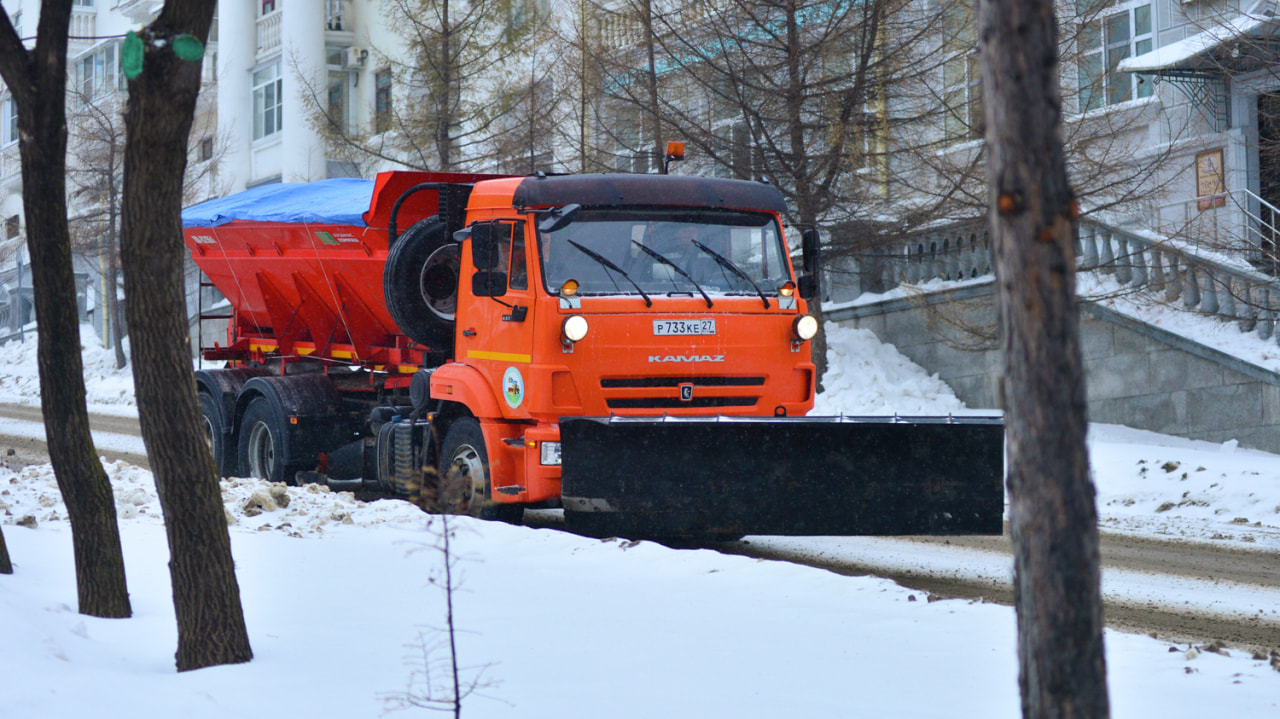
[384,216,457,353]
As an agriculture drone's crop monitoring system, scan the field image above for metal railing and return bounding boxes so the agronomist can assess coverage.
[1155,188,1280,267]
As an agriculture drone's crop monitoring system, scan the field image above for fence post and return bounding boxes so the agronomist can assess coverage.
[1115,233,1133,284]
[1164,253,1182,302]
[1183,265,1201,309]
[1258,287,1273,341]
[1199,269,1219,315]
[1219,275,1237,319]
[1131,244,1148,287]
[1099,230,1115,273]
[1080,224,1098,269]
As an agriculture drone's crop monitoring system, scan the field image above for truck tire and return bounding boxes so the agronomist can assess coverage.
[238,396,298,485]
[439,417,523,523]
[384,216,457,353]
[199,390,236,478]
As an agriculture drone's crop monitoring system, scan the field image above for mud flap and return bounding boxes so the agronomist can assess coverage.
[560,415,1004,538]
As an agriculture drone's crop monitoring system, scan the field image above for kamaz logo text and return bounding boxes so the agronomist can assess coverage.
[648,354,725,363]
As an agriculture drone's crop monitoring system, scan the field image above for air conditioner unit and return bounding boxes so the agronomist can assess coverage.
[343,47,368,69]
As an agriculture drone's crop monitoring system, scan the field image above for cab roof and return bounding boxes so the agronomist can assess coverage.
[511,173,788,213]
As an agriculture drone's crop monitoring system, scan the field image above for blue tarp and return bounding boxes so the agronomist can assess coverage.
[181,178,375,228]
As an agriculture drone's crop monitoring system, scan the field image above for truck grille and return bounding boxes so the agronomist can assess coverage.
[600,376,765,388]
[605,397,758,409]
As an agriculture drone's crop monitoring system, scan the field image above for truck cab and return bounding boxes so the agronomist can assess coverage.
[429,173,819,512]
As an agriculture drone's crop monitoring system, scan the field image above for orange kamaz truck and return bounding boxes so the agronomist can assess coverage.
[184,170,1003,538]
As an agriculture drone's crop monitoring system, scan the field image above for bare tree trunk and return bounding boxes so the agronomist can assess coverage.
[119,0,252,671]
[0,524,12,574]
[438,0,454,170]
[108,254,127,369]
[975,1,1109,717]
[640,0,663,172]
[0,0,131,618]
[108,150,127,370]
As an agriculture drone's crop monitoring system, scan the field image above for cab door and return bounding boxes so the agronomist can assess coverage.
[457,219,537,418]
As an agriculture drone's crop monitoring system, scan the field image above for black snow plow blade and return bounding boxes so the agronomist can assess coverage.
[560,415,1004,538]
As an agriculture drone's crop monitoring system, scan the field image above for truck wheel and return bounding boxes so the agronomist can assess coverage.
[384,216,456,353]
[237,396,296,485]
[439,417,523,523]
[199,391,235,478]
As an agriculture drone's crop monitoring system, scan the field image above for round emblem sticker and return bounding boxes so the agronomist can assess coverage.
[502,366,525,409]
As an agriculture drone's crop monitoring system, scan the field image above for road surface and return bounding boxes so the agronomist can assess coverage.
[3,401,1277,655]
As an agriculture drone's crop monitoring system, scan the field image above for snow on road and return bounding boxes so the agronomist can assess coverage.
[2,324,1280,717]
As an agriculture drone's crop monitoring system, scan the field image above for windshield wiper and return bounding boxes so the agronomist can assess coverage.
[691,240,770,308]
[567,240,653,307]
[631,240,713,308]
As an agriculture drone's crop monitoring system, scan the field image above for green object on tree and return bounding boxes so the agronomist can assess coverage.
[122,31,144,79]
[172,34,205,62]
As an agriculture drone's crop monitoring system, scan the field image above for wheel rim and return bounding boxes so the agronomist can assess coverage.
[201,415,215,453]
[420,244,459,321]
[202,414,218,466]
[246,420,276,480]
[446,442,486,514]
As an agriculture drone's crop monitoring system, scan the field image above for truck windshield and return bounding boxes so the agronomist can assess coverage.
[538,208,790,298]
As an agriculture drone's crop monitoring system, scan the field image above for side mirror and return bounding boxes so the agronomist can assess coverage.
[469,223,495,258]
[471,271,509,298]
[800,228,822,301]
[798,274,819,301]
[470,222,512,270]
[538,203,581,234]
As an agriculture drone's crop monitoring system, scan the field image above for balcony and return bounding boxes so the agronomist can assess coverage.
[70,9,96,44]
[257,10,282,61]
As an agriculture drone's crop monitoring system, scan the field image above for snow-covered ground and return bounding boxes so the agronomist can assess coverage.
[2,324,1280,717]
[0,325,139,417]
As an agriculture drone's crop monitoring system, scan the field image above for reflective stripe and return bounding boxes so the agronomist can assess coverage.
[467,350,532,363]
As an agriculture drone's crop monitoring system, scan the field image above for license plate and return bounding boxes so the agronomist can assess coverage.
[653,319,716,336]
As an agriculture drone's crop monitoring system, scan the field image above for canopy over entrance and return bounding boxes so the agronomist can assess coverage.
[1119,4,1280,78]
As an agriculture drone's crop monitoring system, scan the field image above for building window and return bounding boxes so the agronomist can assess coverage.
[252,60,283,141]
[1079,2,1152,112]
[5,215,19,239]
[325,48,353,134]
[76,43,118,100]
[72,0,94,6]
[940,0,982,143]
[327,0,346,31]
[943,50,983,142]
[198,136,214,162]
[261,0,277,16]
[375,68,393,133]
[2,97,17,147]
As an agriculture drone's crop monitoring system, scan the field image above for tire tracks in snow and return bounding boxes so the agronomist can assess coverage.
[0,402,148,470]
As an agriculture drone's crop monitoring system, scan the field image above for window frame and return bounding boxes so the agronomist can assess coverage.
[939,0,983,144]
[2,96,17,147]
[74,42,120,102]
[375,68,393,134]
[1078,1,1153,113]
[252,60,283,142]
[325,47,355,136]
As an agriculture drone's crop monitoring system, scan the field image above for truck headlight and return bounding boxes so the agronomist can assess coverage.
[792,315,818,341]
[562,315,589,343]
[540,441,562,465]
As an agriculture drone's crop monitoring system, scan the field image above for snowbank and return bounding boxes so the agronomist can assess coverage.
[0,324,137,416]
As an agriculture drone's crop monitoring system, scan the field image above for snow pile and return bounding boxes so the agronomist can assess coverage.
[814,323,968,415]
[1089,425,1280,549]
[0,324,137,415]
[0,460,425,537]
